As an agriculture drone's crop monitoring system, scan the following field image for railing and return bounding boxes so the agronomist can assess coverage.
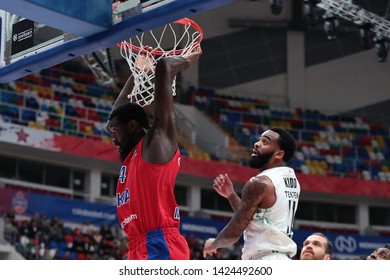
[174,107,196,144]
[0,178,114,205]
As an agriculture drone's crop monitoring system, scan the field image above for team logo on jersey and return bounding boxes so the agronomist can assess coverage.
[117,188,130,207]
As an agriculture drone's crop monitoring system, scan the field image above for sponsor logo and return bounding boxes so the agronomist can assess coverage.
[181,223,218,234]
[15,28,33,42]
[72,208,116,221]
[117,188,130,207]
[121,214,138,228]
[335,235,357,253]
[12,191,28,214]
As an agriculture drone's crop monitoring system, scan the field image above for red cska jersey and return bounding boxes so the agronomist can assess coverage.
[116,138,181,242]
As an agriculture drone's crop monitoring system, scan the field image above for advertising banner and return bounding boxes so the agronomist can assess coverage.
[0,188,117,226]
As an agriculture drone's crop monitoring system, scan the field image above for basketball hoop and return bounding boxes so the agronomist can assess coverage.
[118,17,203,107]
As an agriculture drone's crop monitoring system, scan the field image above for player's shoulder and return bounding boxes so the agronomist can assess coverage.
[244,176,274,199]
[248,175,272,188]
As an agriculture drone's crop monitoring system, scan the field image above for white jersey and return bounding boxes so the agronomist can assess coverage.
[241,166,300,260]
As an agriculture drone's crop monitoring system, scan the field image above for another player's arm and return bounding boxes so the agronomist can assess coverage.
[207,177,267,249]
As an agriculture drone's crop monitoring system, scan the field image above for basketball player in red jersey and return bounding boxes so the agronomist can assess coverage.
[107,46,202,259]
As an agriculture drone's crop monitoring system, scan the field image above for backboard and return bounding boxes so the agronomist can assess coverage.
[0,0,234,84]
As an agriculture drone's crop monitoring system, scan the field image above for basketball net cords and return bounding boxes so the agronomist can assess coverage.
[119,23,201,106]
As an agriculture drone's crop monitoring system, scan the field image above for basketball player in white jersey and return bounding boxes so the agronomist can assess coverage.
[203,128,300,260]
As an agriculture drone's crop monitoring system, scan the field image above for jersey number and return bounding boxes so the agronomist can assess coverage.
[118,166,127,183]
[286,200,298,238]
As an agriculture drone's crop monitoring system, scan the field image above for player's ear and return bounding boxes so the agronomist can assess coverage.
[274,150,284,160]
[129,119,145,135]
[128,120,138,132]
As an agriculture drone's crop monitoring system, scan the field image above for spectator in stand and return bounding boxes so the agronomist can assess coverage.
[92,229,103,245]
[4,211,19,245]
[99,223,114,240]
[38,214,51,247]
[111,223,125,240]
[27,219,40,239]
[49,221,64,242]
[40,214,50,230]
[300,232,333,260]
[81,221,96,236]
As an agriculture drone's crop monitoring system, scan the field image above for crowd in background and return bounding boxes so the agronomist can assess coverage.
[4,212,126,260]
[3,212,242,260]
[3,212,390,260]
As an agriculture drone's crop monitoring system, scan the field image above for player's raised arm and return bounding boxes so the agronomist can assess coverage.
[153,46,202,139]
[110,75,135,114]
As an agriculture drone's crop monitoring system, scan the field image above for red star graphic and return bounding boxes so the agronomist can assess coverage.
[16,129,29,142]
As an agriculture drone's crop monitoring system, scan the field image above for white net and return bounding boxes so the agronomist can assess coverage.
[118,18,203,107]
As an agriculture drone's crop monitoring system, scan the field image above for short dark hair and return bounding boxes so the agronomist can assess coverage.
[269,127,296,162]
[312,232,333,256]
[109,103,150,129]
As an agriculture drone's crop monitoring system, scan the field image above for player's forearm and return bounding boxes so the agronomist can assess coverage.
[227,192,241,212]
[157,56,189,80]
[170,56,190,75]
[212,205,252,249]
[212,219,242,249]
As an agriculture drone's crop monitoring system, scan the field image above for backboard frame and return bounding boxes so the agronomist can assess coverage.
[0,0,235,84]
